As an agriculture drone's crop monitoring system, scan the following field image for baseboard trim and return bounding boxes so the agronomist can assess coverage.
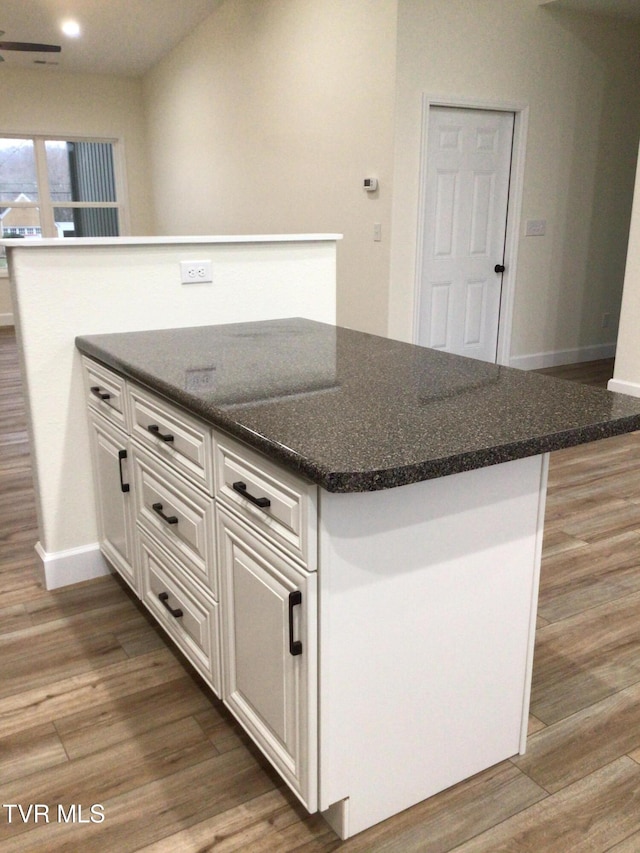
[322,799,350,841]
[0,312,14,327]
[509,343,616,371]
[35,541,111,590]
[607,378,640,398]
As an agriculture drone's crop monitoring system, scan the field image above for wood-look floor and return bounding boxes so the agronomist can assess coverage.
[2,331,640,851]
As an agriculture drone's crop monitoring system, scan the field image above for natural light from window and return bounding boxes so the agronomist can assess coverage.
[0,136,124,271]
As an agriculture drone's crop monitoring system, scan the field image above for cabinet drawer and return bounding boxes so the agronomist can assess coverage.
[83,357,129,431]
[139,530,220,694]
[129,384,213,494]
[215,434,317,569]
[133,446,217,597]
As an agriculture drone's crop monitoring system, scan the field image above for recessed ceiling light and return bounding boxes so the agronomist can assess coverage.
[61,20,81,37]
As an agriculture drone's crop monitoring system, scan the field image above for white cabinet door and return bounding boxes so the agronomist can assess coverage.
[217,506,317,811]
[88,412,138,593]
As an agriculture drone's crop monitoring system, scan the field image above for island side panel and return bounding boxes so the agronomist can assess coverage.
[317,454,548,839]
[9,238,337,588]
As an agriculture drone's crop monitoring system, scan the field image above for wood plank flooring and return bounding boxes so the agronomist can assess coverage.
[2,330,640,851]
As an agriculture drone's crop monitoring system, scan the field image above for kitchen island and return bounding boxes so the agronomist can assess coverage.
[76,318,640,839]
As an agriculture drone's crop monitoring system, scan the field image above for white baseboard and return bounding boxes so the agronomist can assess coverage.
[0,313,14,327]
[509,343,616,371]
[35,541,111,590]
[607,378,640,398]
[322,799,350,841]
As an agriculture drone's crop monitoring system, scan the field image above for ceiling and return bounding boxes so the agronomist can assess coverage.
[1,0,638,78]
[541,0,640,20]
[0,0,223,76]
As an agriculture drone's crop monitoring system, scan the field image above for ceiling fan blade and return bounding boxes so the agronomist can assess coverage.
[0,41,61,53]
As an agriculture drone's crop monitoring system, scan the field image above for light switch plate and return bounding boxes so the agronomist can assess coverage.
[525,220,546,237]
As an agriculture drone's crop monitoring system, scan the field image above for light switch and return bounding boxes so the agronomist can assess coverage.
[525,220,546,237]
[373,223,382,242]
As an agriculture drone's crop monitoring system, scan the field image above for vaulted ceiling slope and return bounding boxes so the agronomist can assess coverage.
[1,0,638,77]
[539,0,640,21]
[0,0,223,76]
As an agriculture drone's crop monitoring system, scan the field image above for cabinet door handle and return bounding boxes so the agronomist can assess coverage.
[158,591,183,618]
[117,449,130,493]
[90,385,111,401]
[232,481,271,509]
[288,590,303,656]
[152,502,178,525]
[147,424,174,443]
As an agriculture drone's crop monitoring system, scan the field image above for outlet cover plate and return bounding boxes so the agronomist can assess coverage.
[180,260,213,284]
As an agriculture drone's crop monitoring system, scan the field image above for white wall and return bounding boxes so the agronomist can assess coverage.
[609,138,640,397]
[389,0,640,364]
[9,236,337,588]
[0,67,155,322]
[4,2,637,361]
[142,0,397,336]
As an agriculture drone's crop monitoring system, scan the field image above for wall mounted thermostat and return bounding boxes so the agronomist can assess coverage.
[363,178,378,192]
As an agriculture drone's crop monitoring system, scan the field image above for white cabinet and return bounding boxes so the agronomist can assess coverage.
[139,528,221,692]
[87,412,137,592]
[129,382,213,493]
[217,505,317,811]
[83,355,547,841]
[83,355,139,595]
[84,356,129,431]
[214,431,318,810]
[215,433,317,568]
[83,355,222,694]
[133,445,217,596]
[83,356,318,811]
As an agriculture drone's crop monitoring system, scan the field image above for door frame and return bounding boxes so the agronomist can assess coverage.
[413,95,529,366]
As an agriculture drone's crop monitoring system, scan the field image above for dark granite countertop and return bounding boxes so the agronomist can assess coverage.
[76,318,640,492]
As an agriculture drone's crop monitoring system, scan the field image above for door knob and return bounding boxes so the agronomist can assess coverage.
[494,264,505,274]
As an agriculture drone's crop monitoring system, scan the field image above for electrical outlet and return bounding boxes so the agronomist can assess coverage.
[180,260,212,284]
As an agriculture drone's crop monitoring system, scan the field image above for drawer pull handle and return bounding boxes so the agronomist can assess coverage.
[118,449,130,493]
[152,502,178,525]
[158,592,183,619]
[288,590,303,656]
[90,385,111,401]
[232,481,271,509]
[147,424,174,443]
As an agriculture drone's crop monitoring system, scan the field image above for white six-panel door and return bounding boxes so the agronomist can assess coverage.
[418,106,514,362]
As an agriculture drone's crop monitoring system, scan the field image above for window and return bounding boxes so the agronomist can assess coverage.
[0,136,127,270]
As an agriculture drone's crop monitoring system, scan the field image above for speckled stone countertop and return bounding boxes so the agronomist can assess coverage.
[76,318,640,492]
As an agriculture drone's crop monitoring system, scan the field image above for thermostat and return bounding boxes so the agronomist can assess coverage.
[363,178,378,192]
